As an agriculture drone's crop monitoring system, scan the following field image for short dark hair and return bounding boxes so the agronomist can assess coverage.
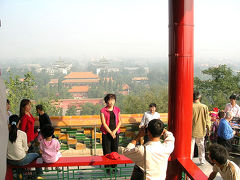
[209,143,228,165]
[36,104,43,111]
[147,119,164,137]
[104,94,116,104]
[229,94,237,100]
[7,99,10,104]
[218,111,225,119]
[149,103,157,108]
[193,91,201,101]
[41,125,55,139]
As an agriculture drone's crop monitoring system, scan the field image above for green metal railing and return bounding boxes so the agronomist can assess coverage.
[14,164,134,180]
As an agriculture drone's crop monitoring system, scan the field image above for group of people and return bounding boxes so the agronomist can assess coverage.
[3,92,240,179]
[102,92,240,180]
[100,94,174,180]
[6,99,61,179]
[192,91,240,179]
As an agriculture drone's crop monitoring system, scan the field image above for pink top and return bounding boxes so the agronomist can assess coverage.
[39,138,61,163]
[100,106,121,135]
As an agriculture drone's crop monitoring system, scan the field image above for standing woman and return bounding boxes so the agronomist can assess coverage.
[100,94,121,173]
[19,99,38,151]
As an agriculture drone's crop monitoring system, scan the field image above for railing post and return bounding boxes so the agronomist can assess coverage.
[94,125,96,155]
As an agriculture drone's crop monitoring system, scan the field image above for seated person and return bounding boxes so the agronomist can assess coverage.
[224,94,240,119]
[122,119,175,180]
[217,111,236,152]
[39,125,61,164]
[7,115,39,166]
[208,143,240,180]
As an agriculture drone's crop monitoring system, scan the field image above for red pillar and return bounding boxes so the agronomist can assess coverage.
[167,0,194,179]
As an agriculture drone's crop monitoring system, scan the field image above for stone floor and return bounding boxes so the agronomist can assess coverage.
[193,157,222,179]
[60,147,240,179]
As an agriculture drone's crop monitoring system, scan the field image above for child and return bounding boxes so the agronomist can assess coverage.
[210,113,219,143]
[208,143,240,180]
[7,115,39,166]
[39,125,61,164]
[210,111,225,143]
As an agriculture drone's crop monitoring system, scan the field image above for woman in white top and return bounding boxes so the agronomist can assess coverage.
[7,115,39,166]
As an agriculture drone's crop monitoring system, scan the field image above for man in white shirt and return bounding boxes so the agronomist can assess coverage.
[140,103,160,143]
[208,143,240,180]
[224,94,240,118]
[123,119,175,180]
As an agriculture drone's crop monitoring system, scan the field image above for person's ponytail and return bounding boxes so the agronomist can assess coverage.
[9,115,20,143]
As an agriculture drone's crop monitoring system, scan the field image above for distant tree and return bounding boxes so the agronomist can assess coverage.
[35,99,62,116]
[194,64,240,110]
[65,105,77,116]
[87,86,105,98]
[119,86,168,114]
[80,103,102,115]
[5,72,35,114]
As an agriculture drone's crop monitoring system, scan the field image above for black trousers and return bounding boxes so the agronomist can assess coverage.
[102,133,119,168]
[131,165,144,180]
[217,137,233,152]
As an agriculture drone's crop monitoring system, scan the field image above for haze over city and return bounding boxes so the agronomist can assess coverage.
[0,0,240,61]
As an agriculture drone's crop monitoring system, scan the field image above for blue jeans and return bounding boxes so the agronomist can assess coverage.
[7,153,39,166]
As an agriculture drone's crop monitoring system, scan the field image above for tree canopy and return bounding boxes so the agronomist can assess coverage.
[194,64,240,110]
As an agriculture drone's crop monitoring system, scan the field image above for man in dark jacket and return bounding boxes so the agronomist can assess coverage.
[36,105,52,130]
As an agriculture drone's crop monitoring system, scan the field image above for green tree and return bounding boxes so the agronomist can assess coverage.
[5,72,35,114]
[194,64,240,110]
[80,103,102,115]
[118,86,168,114]
[35,99,63,116]
[88,85,105,98]
[65,105,77,116]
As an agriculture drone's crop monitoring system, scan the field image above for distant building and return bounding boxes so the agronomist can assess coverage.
[107,68,120,73]
[90,57,110,75]
[24,64,42,72]
[54,98,103,115]
[62,72,99,87]
[124,67,139,71]
[68,86,89,99]
[46,60,72,75]
[132,77,148,83]
[48,79,59,87]
[119,84,130,95]
[103,77,114,82]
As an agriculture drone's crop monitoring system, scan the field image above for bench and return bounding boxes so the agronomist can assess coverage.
[6,155,134,180]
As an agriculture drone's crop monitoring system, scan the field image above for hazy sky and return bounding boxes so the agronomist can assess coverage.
[0,0,239,60]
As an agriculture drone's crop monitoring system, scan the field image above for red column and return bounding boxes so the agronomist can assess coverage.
[167,0,194,179]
